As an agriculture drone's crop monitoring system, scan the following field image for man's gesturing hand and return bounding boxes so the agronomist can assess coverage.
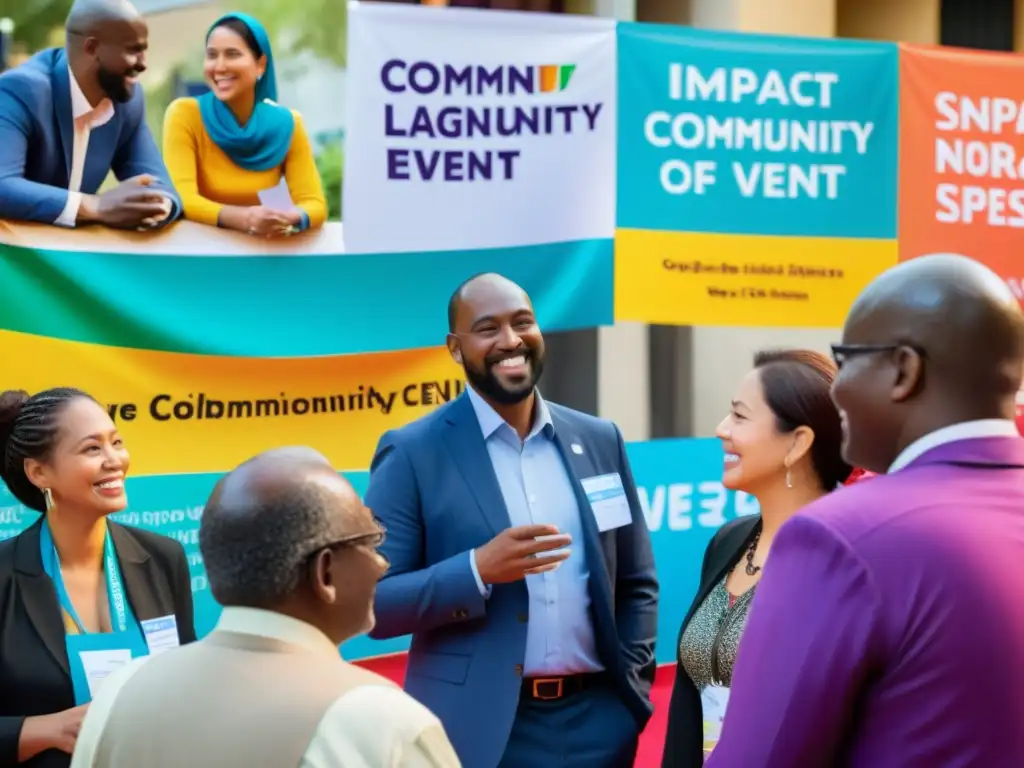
[475,524,572,585]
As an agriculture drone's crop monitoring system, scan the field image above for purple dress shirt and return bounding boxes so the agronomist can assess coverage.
[706,436,1024,767]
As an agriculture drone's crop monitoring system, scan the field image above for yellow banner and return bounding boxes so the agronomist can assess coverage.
[0,330,462,475]
[614,230,898,328]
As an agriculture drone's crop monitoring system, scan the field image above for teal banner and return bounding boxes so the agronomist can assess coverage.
[617,23,899,238]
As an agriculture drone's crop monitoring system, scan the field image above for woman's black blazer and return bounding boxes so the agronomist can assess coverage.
[0,518,196,768]
[661,514,761,768]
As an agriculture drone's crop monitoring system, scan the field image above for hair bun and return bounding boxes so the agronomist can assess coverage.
[0,389,29,447]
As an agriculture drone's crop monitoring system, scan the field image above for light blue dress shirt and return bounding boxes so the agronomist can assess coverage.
[466,386,603,676]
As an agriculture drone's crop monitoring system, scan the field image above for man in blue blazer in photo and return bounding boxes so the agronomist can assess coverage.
[365,273,659,768]
[0,0,180,229]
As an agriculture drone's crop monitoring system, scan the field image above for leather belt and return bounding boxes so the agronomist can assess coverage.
[521,673,602,701]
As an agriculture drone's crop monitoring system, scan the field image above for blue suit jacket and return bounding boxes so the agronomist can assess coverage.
[0,48,180,225]
[365,392,659,768]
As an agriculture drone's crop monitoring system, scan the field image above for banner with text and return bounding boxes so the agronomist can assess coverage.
[0,328,461,477]
[898,44,1024,301]
[614,23,899,328]
[342,3,616,328]
[0,438,753,664]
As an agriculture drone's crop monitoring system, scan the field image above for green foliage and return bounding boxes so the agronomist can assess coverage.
[0,0,346,63]
[0,0,73,53]
[144,71,177,149]
[238,0,346,68]
[144,49,203,149]
[315,140,343,221]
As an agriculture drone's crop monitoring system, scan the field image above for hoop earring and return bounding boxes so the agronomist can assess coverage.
[785,469,793,489]
[43,487,54,511]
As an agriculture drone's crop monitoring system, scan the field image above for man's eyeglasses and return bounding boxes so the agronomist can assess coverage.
[330,526,386,551]
[307,524,387,562]
[831,343,927,368]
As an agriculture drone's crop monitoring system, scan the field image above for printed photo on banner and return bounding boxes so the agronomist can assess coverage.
[898,43,1024,304]
[614,24,899,329]
[343,3,617,254]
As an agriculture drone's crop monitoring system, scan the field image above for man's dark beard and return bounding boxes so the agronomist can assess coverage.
[98,64,135,103]
[464,353,545,405]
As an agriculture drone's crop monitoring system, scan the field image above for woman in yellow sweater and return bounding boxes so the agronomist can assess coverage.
[163,12,327,237]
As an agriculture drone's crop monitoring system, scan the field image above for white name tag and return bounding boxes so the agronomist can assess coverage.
[141,615,180,657]
[580,473,632,532]
[80,649,132,699]
[701,684,730,755]
[258,177,296,211]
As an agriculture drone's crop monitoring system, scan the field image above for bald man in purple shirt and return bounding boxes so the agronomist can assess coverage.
[707,254,1024,767]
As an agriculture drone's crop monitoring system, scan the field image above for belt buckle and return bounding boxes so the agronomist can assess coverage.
[532,677,563,700]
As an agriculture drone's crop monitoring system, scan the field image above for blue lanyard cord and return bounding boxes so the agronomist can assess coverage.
[104,533,129,633]
[39,520,130,635]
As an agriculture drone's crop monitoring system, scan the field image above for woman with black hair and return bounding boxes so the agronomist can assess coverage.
[661,349,852,767]
[0,388,195,767]
[162,12,327,237]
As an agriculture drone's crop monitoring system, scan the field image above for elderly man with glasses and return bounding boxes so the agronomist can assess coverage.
[70,446,461,768]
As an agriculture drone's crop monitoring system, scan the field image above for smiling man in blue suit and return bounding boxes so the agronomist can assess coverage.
[0,0,179,229]
[365,273,659,768]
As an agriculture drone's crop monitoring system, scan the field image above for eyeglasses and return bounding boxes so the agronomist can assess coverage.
[327,526,386,551]
[830,343,927,368]
[306,522,387,562]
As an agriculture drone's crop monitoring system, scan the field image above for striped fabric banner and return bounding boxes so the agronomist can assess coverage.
[0,221,611,358]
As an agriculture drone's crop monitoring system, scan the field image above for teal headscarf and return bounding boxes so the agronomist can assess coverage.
[198,12,295,172]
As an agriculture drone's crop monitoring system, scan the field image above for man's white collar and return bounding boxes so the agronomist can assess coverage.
[68,66,113,125]
[888,419,1018,472]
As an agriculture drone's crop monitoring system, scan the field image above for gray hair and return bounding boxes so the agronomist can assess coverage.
[199,481,338,607]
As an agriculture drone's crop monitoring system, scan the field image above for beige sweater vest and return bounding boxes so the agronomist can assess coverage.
[91,630,395,767]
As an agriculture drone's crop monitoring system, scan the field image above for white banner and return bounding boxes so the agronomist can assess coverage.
[343,3,617,254]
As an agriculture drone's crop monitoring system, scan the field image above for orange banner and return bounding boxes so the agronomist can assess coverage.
[898,44,1024,299]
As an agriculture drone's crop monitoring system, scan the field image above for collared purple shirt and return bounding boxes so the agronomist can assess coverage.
[706,436,1024,767]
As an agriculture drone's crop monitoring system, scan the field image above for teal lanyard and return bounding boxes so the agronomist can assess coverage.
[39,519,130,634]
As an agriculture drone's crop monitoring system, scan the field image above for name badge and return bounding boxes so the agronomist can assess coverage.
[79,648,133,700]
[701,684,730,756]
[580,473,632,532]
[141,615,180,657]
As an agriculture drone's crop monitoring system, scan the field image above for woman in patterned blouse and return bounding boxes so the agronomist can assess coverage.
[661,349,852,767]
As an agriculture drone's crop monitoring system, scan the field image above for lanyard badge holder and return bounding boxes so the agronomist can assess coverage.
[701,594,745,758]
[700,684,731,758]
[40,520,150,704]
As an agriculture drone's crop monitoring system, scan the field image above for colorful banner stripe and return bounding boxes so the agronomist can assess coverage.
[0,222,612,358]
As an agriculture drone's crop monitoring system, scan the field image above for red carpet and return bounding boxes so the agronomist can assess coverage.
[355,654,676,767]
